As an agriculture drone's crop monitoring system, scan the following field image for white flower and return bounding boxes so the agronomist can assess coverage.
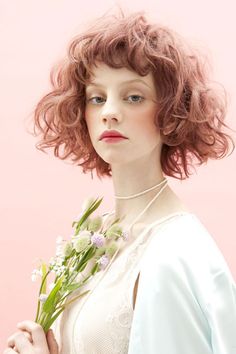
[53,264,66,276]
[31,268,42,282]
[48,282,55,291]
[56,236,64,244]
[39,294,48,303]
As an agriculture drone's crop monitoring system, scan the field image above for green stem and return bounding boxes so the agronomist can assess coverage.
[35,270,50,322]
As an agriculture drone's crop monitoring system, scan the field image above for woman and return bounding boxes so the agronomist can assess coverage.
[4,9,236,354]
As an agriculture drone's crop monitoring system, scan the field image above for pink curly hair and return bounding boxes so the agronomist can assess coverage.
[31,9,235,180]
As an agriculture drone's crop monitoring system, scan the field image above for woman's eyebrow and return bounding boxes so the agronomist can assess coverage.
[86,79,151,89]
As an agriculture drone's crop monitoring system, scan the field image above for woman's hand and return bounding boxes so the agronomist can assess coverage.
[3,320,59,354]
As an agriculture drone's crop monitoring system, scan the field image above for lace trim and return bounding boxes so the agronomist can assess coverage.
[106,289,134,354]
[103,236,151,353]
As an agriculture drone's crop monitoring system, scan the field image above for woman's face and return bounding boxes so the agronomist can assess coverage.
[84,62,162,166]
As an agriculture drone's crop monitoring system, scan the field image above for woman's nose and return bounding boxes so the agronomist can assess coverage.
[102,113,119,123]
[101,100,122,122]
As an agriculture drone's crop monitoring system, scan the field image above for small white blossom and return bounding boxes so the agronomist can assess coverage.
[31,268,42,282]
[48,282,55,291]
[39,294,48,303]
[53,264,66,276]
[56,236,64,244]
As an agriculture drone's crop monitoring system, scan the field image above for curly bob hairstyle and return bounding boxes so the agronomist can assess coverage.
[32,9,235,180]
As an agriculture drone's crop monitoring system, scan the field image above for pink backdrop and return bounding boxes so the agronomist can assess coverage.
[0,0,235,350]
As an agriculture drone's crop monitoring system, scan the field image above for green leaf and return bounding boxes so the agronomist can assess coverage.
[78,262,87,272]
[42,276,64,313]
[75,197,103,234]
[41,263,47,294]
[91,262,99,275]
[43,289,91,331]
[77,247,96,272]
[64,289,91,307]
[43,307,65,332]
[65,282,82,292]
[35,269,51,323]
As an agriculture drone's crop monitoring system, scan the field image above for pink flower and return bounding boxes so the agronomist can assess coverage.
[97,255,109,269]
[122,231,129,241]
[91,232,105,248]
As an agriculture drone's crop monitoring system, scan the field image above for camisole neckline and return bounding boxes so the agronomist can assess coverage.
[104,210,194,241]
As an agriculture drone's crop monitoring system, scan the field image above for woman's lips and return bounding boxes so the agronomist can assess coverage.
[101,136,127,143]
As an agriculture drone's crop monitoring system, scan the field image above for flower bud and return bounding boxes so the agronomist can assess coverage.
[87,216,103,232]
[106,223,123,240]
[48,282,56,291]
[63,241,73,257]
[91,232,105,248]
[74,234,91,252]
[97,254,109,270]
[78,230,91,238]
[95,246,106,258]
[39,293,48,303]
[105,242,118,258]
[80,217,91,231]
[31,268,42,282]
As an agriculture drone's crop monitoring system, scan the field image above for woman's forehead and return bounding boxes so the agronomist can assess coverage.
[86,62,154,88]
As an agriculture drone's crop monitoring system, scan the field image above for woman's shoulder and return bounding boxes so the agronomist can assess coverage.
[141,212,234,284]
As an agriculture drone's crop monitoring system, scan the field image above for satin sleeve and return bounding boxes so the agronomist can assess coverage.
[204,270,236,353]
[127,219,236,354]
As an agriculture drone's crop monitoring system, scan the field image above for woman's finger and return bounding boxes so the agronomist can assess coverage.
[16,320,47,347]
[46,329,59,354]
[19,330,33,343]
[3,349,18,353]
[7,331,31,351]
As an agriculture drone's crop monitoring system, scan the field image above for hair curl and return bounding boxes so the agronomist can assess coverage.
[31,8,235,180]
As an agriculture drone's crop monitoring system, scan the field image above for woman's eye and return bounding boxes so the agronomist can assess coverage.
[86,94,144,105]
[126,95,144,103]
[87,96,105,104]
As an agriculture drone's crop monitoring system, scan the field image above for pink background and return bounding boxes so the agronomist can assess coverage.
[0,0,235,350]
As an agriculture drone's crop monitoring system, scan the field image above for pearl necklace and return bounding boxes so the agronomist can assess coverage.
[114,177,167,199]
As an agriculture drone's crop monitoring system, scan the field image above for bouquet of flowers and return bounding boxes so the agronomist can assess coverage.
[31,196,126,332]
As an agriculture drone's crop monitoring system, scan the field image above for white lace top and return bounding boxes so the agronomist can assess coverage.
[54,212,187,354]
